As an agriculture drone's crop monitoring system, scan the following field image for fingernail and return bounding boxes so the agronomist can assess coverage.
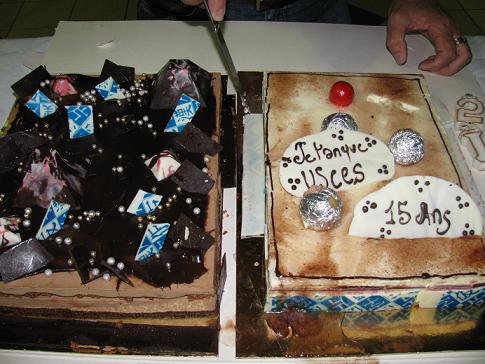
[212,8,225,21]
[393,53,405,65]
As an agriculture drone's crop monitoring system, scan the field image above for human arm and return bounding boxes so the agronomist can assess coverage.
[386,0,471,76]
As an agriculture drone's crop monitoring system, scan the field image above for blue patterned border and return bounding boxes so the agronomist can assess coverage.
[269,291,419,313]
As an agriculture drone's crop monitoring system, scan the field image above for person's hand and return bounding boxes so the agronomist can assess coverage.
[387,0,472,76]
[181,0,226,21]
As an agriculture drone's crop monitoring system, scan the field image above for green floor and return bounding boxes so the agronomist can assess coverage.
[0,0,483,39]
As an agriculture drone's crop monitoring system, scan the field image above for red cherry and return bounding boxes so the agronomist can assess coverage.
[329,81,354,107]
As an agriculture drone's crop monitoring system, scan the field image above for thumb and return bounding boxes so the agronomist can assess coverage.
[386,16,408,65]
[208,0,226,21]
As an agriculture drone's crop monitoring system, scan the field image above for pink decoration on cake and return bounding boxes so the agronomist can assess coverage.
[51,76,77,97]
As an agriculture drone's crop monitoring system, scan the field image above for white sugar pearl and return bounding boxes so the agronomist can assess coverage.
[88,210,96,218]
[202,167,208,173]
[165,262,171,270]
[142,115,149,122]
[92,268,100,276]
[102,273,110,281]
[24,207,32,215]
[147,123,153,129]
[116,262,125,270]
[44,269,53,276]
[193,207,201,215]
[55,236,63,244]
[67,259,73,266]
[176,187,182,192]
[185,197,192,204]
[116,166,124,173]
[106,257,115,265]
[89,258,95,265]
[40,81,46,87]
[118,205,125,213]
[45,79,50,85]
[137,120,143,126]
[90,250,97,257]
[73,222,80,230]
[204,156,209,163]
[63,237,72,245]
[22,219,31,228]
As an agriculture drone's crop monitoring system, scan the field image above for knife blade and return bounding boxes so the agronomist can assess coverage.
[202,0,242,95]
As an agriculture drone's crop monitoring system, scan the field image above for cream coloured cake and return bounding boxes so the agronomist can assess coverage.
[264,72,485,313]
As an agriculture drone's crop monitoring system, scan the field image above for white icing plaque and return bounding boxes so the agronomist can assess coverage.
[349,176,483,239]
[279,128,395,197]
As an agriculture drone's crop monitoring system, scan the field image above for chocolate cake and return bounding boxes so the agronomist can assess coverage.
[0,60,224,354]
[264,72,485,314]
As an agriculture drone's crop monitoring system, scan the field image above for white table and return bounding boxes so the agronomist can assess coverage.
[1,20,485,363]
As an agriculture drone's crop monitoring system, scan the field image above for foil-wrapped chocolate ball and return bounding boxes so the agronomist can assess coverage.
[321,113,358,131]
[388,128,425,165]
[299,186,343,231]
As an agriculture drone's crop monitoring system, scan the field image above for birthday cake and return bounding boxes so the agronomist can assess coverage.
[264,72,485,314]
[0,60,224,354]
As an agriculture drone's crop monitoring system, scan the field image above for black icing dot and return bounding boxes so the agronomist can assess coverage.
[362,206,369,213]
[456,196,461,201]
[380,234,385,239]
[370,202,377,209]
[382,165,387,170]
[414,180,419,185]
[291,185,297,191]
[378,169,383,174]
[459,203,463,209]
[465,223,470,228]
[283,163,288,168]
[366,200,370,205]
[465,202,469,207]
[418,188,423,193]
[367,143,372,147]
[295,178,301,184]
[386,230,392,235]
[384,170,389,175]
[463,230,468,236]
[338,136,344,141]
[470,230,475,236]
[288,178,293,183]
[331,133,336,138]
[339,130,344,135]
[425,181,430,186]
[371,115,375,119]
[365,137,370,142]
[380,227,385,232]
[372,140,377,145]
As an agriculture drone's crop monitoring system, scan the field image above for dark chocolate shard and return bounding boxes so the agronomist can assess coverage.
[11,66,52,98]
[0,238,54,282]
[68,245,92,284]
[100,59,135,86]
[149,59,211,109]
[170,160,214,194]
[0,129,46,174]
[217,253,227,307]
[134,249,206,288]
[14,149,86,209]
[100,260,134,287]
[173,123,222,156]
[168,213,215,251]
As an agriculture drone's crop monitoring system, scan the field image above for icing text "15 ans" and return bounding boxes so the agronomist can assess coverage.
[384,200,451,235]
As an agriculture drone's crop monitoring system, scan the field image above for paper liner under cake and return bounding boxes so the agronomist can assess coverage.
[264,73,485,312]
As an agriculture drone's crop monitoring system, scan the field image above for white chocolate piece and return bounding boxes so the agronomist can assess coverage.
[279,128,395,197]
[349,176,482,239]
